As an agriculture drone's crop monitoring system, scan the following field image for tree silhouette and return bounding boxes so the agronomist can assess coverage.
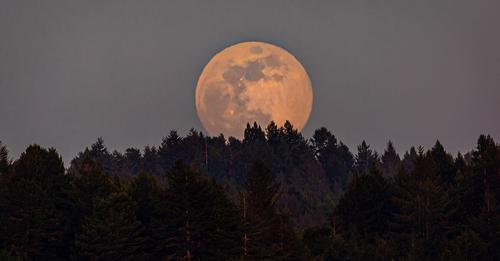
[241,160,304,260]
[1,128,499,260]
[381,141,401,178]
[0,141,8,175]
[354,140,379,174]
[0,145,72,260]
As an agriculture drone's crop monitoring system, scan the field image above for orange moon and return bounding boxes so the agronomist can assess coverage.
[195,41,313,139]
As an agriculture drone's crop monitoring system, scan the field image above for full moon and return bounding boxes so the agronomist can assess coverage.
[195,41,313,139]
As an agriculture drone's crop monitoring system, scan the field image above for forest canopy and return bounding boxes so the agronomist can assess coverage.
[1,122,499,260]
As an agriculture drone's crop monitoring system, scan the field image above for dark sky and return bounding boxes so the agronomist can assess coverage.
[1,0,499,163]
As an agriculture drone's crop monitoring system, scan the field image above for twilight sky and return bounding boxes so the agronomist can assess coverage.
[1,0,499,162]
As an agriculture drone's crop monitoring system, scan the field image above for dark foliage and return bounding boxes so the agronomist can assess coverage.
[1,126,499,260]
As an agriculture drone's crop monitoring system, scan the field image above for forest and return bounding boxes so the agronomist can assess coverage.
[0,121,499,260]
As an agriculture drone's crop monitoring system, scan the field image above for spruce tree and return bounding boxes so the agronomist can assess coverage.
[333,165,393,258]
[71,157,118,217]
[381,141,401,178]
[127,172,163,256]
[468,135,500,259]
[0,141,8,175]
[141,146,159,174]
[120,147,142,175]
[210,181,243,260]
[354,141,379,174]
[155,160,240,260]
[73,191,147,260]
[241,160,304,261]
[402,147,417,174]
[390,148,448,259]
[447,135,500,259]
[69,138,115,175]
[0,145,72,260]
[241,160,280,260]
[311,127,354,187]
[242,123,273,171]
[428,141,456,184]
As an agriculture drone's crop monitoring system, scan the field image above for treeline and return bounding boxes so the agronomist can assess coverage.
[0,122,499,260]
[0,147,302,260]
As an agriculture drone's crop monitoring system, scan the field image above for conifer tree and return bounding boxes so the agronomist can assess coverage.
[354,141,379,174]
[428,140,456,184]
[381,141,401,178]
[141,146,159,173]
[467,135,500,259]
[311,127,354,187]
[0,145,71,260]
[0,141,8,175]
[127,172,163,255]
[242,123,273,171]
[390,148,448,259]
[333,165,392,252]
[69,138,115,175]
[128,172,162,228]
[241,160,280,260]
[156,160,240,260]
[210,181,243,260]
[73,191,147,260]
[205,134,230,180]
[454,152,466,174]
[158,130,198,173]
[402,146,417,174]
[241,160,304,261]
[71,157,118,217]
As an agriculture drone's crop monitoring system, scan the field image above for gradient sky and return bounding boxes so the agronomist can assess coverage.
[1,0,499,162]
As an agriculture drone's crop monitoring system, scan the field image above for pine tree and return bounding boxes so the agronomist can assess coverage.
[210,181,243,260]
[381,141,401,178]
[448,135,500,257]
[71,157,118,217]
[354,141,379,174]
[0,141,8,175]
[454,152,466,174]
[468,135,500,259]
[0,145,72,260]
[333,166,392,250]
[141,146,159,174]
[241,160,304,261]
[69,138,115,175]
[205,134,230,180]
[472,135,500,213]
[123,147,142,175]
[158,130,199,173]
[311,127,354,187]
[155,160,239,260]
[402,147,417,174]
[242,123,273,171]
[127,171,170,258]
[428,140,456,184]
[73,191,147,260]
[128,172,162,228]
[241,160,280,260]
[390,148,448,259]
